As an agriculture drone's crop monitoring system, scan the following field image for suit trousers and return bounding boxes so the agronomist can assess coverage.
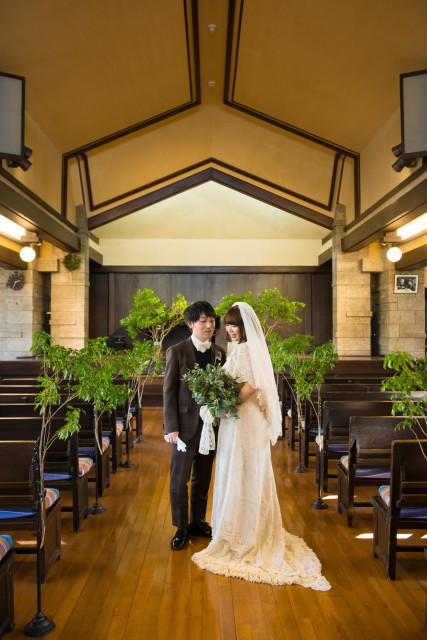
[169,423,218,528]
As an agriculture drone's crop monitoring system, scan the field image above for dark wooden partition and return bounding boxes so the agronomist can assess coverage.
[89,264,332,348]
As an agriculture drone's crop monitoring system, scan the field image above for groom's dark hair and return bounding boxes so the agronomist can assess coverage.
[184,301,216,325]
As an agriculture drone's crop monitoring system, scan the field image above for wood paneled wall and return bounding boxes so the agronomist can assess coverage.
[89,265,332,348]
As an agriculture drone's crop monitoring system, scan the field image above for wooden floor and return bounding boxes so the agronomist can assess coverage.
[7,408,427,639]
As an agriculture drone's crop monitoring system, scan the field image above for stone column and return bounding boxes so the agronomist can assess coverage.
[49,204,89,348]
[332,203,372,356]
[377,246,425,357]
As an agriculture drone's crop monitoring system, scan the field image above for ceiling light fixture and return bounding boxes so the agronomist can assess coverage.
[397,212,427,240]
[207,24,217,33]
[0,213,26,239]
[386,246,402,262]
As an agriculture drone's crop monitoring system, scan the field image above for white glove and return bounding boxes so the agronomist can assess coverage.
[164,434,187,452]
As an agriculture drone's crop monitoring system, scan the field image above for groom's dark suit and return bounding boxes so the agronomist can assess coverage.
[163,337,226,528]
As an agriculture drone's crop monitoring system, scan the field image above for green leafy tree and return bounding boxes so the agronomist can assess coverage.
[120,289,188,350]
[31,331,83,463]
[115,340,163,431]
[70,337,131,450]
[272,335,338,454]
[215,288,304,338]
[382,350,427,455]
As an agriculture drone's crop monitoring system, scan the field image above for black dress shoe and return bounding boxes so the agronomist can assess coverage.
[171,527,189,550]
[188,521,212,538]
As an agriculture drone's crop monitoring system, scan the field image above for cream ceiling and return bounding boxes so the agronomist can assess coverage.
[1,0,426,246]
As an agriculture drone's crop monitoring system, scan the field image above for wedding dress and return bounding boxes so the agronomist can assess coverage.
[192,310,331,591]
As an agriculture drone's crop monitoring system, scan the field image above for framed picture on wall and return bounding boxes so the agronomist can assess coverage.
[394,274,418,293]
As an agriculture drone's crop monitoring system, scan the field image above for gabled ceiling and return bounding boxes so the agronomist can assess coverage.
[1,0,425,156]
[0,0,426,257]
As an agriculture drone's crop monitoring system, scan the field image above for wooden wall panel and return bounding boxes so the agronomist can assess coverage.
[89,267,332,347]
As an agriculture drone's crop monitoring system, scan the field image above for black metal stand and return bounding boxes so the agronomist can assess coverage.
[25,446,55,637]
[311,444,328,509]
[134,403,144,444]
[294,420,307,473]
[89,428,105,515]
[121,427,135,468]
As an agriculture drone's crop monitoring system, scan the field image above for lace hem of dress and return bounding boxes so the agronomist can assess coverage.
[192,550,331,591]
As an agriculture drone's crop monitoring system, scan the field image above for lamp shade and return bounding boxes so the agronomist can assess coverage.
[386,246,402,262]
[20,246,36,262]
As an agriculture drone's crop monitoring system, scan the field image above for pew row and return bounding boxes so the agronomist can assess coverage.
[315,400,396,492]
[0,535,14,637]
[301,389,395,468]
[0,441,62,582]
[337,416,417,526]
[0,417,92,533]
[372,439,427,579]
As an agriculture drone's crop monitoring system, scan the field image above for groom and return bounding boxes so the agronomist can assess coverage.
[163,301,226,550]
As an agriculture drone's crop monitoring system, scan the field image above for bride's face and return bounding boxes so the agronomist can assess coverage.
[225,323,241,342]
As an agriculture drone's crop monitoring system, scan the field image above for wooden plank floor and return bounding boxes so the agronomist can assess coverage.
[7,408,427,639]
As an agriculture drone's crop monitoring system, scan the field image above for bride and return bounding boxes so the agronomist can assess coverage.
[192,302,331,591]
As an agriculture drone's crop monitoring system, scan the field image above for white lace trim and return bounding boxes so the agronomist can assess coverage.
[199,405,215,455]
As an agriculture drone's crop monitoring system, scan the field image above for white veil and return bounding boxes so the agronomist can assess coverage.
[232,302,282,446]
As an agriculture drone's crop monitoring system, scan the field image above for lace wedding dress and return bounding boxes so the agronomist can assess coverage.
[192,342,331,591]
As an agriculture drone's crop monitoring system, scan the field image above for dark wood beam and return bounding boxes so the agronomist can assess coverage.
[0,181,79,253]
[88,167,333,231]
[0,245,27,270]
[342,179,427,251]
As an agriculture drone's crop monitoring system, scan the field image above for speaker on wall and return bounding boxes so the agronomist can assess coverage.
[400,68,427,159]
[0,70,25,162]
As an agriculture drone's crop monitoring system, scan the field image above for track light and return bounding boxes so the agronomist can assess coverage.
[391,156,418,173]
[392,144,402,158]
[6,145,32,171]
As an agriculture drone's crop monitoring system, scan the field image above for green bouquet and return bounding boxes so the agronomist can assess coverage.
[183,363,242,419]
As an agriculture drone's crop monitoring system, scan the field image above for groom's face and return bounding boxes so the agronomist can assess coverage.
[188,314,216,343]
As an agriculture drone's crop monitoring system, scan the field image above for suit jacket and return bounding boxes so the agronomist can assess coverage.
[163,337,226,442]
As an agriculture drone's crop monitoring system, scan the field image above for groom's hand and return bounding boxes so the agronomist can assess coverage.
[167,431,179,444]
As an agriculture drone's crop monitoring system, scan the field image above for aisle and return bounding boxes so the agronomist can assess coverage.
[8,408,427,639]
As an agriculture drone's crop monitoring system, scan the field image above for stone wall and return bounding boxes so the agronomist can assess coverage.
[0,265,50,360]
[332,204,372,356]
[377,248,425,358]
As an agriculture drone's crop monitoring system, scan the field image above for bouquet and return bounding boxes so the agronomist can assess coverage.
[183,363,242,419]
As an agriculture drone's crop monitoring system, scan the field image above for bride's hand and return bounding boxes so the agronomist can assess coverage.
[216,411,229,419]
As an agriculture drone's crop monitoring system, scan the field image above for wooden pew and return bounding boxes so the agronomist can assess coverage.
[372,439,427,579]
[0,535,14,636]
[316,400,396,492]
[337,416,416,526]
[0,417,91,533]
[0,441,62,582]
[0,402,111,498]
[301,389,395,469]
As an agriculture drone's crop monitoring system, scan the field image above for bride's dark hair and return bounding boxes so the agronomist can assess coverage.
[223,305,247,342]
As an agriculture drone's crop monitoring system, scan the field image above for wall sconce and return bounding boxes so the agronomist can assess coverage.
[19,246,36,262]
[386,246,402,262]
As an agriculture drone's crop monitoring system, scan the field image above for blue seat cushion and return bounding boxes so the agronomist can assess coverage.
[0,488,60,520]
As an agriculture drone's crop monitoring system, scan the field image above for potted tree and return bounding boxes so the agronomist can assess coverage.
[120,288,188,355]
[382,350,427,456]
[270,334,338,507]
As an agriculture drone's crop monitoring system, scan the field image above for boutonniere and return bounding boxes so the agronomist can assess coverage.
[214,349,222,365]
